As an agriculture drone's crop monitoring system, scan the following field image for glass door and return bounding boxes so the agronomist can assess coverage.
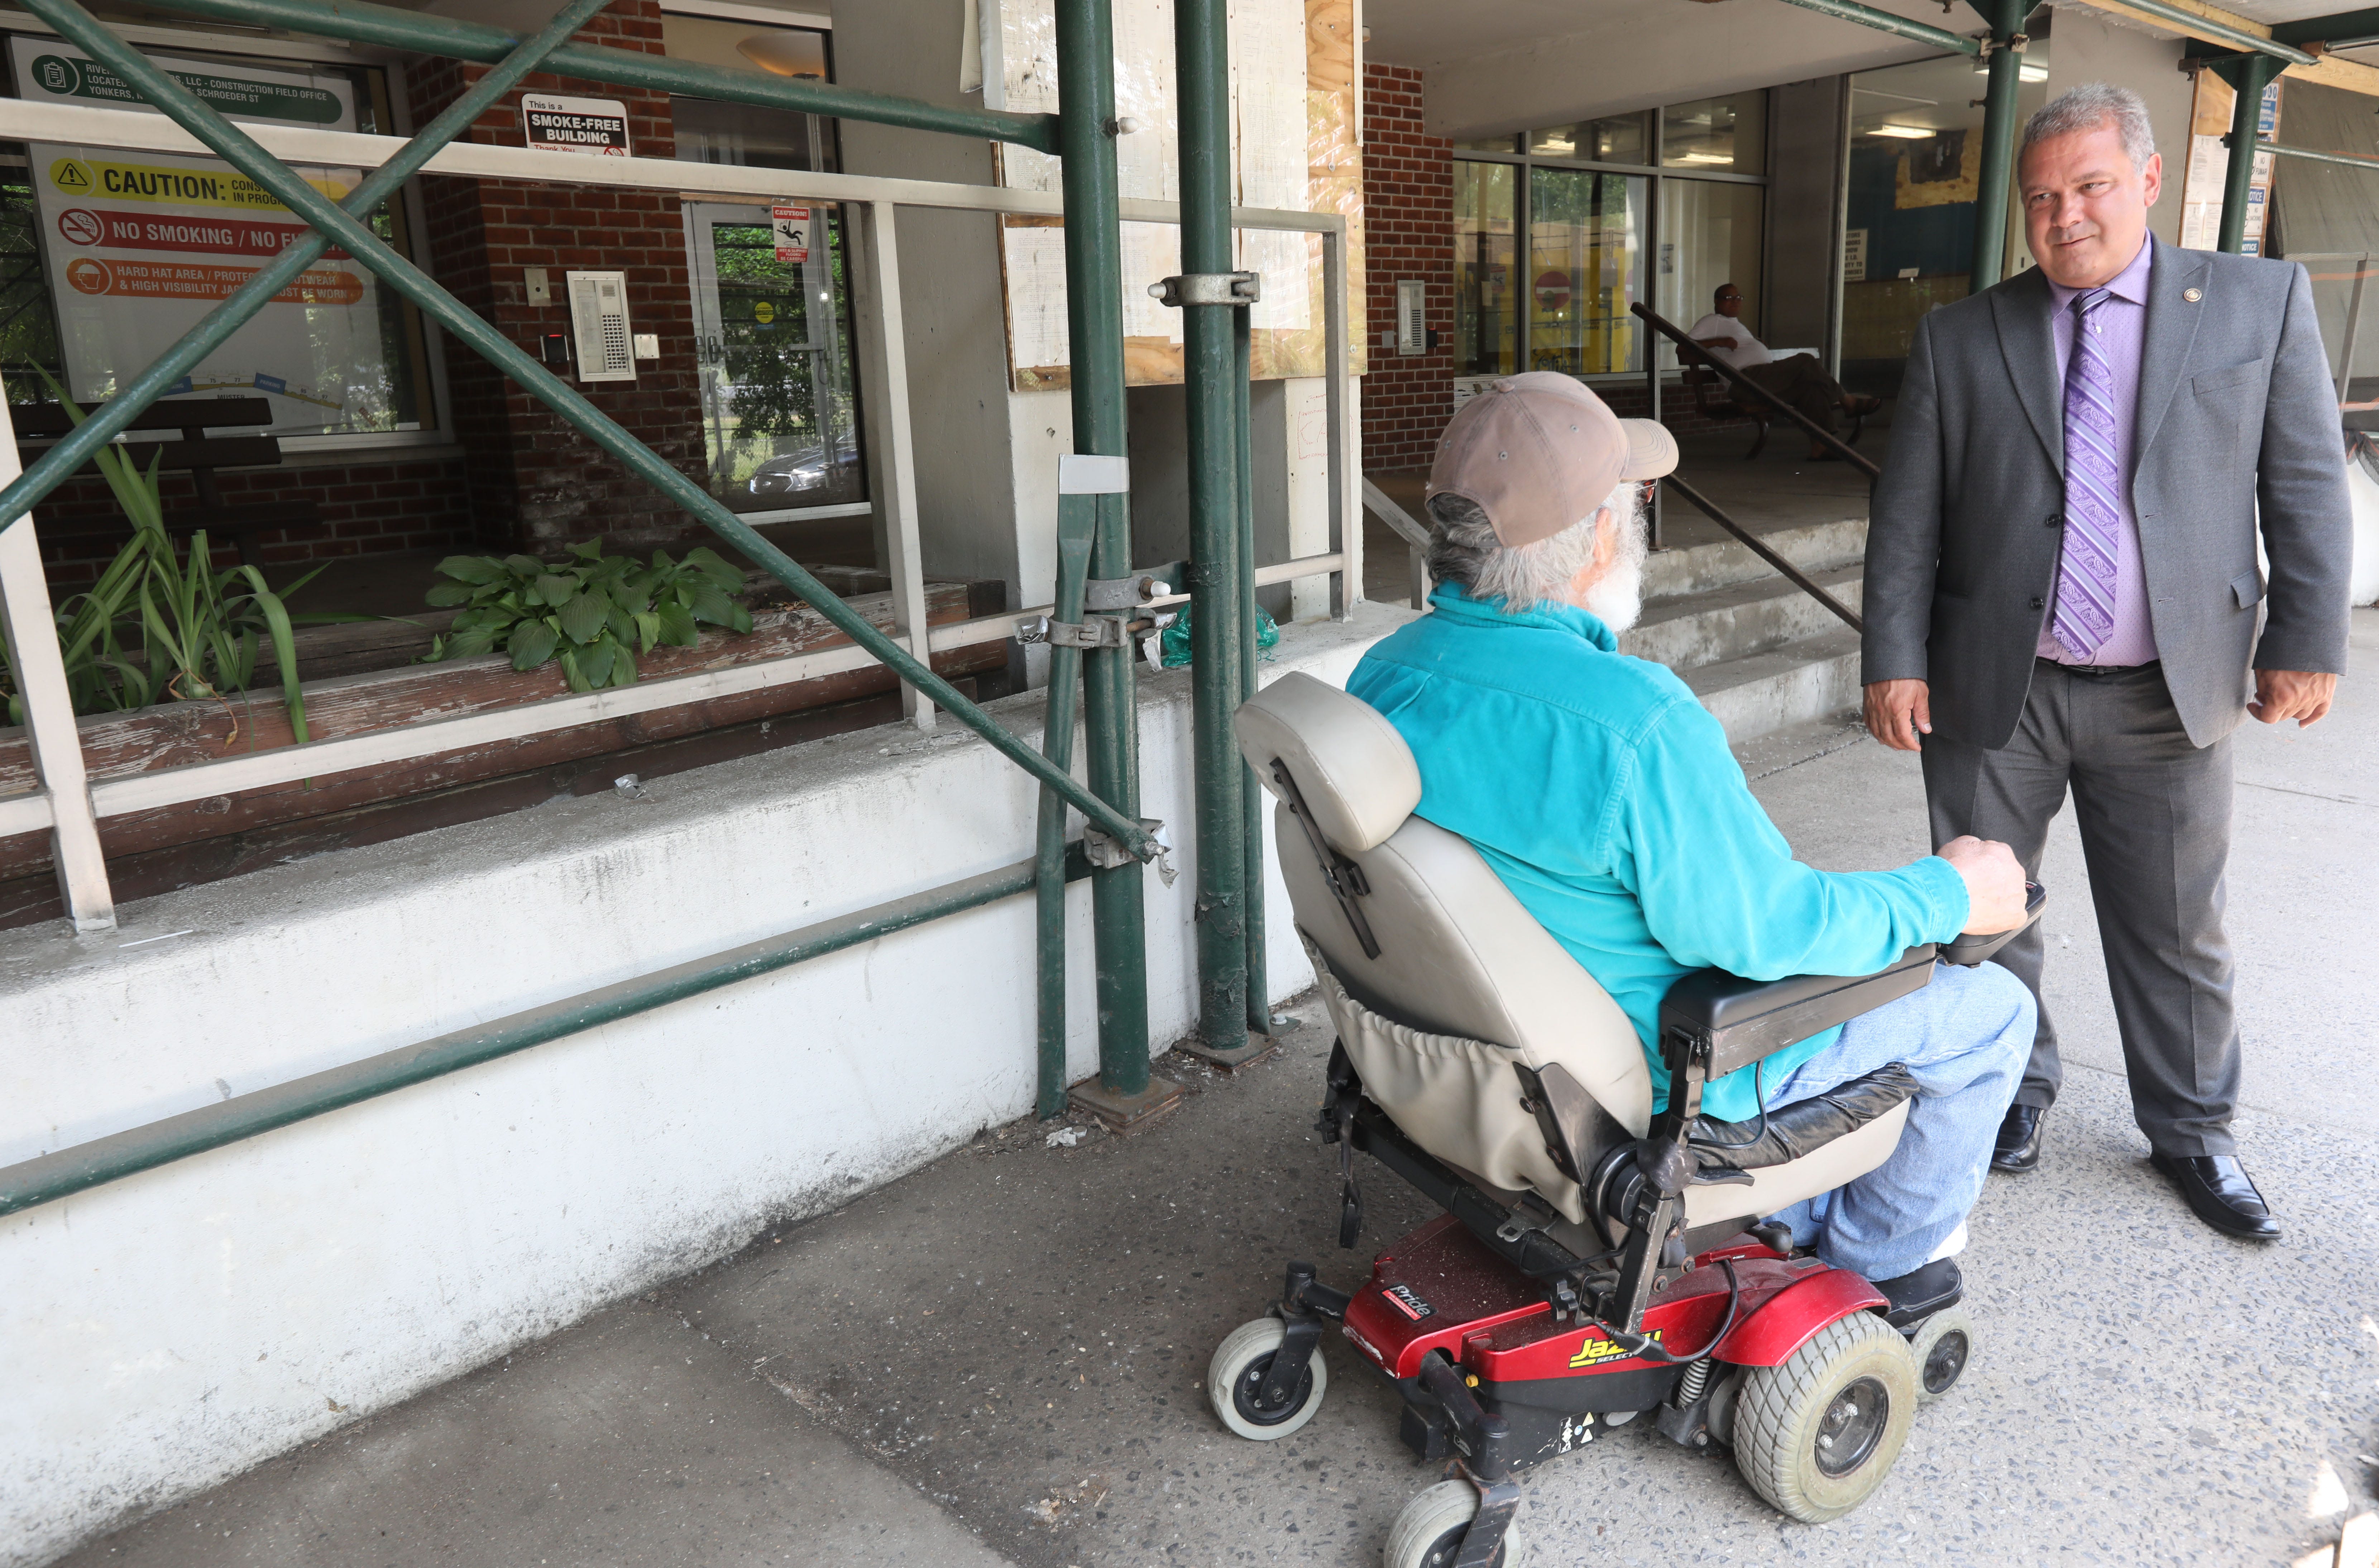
[684,199,863,517]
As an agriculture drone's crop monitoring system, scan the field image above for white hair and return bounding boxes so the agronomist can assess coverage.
[2022,82,2156,173]
[1425,482,1647,621]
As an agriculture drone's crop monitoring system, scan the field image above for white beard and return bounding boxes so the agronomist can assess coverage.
[1582,551,1644,634]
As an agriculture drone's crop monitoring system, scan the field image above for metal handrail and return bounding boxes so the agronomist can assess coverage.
[1661,475,1865,634]
[1631,303,1881,480]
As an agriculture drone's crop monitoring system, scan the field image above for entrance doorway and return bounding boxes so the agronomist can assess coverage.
[683,199,864,520]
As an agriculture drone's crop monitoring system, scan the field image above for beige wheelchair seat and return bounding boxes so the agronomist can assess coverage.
[1234,670,1907,1234]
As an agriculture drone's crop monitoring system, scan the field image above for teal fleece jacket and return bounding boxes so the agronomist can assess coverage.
[1345,583,1969,1120]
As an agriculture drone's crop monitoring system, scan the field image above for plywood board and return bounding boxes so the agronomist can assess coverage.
[994,0,1362,389]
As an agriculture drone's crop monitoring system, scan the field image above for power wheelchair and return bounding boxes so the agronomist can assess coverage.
[1204,673,2043,1568]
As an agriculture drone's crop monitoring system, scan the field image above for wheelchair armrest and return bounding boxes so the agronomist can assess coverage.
[1938,881,2047,968]
[1658,945,1938,1081]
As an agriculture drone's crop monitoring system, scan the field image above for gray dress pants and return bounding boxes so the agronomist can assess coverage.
[1919,660,2239,1156]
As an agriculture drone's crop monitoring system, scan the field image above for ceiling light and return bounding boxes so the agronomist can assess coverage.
[1974,59,2050,82]
[1870,124,1934,138]
[1675,151,1733,163]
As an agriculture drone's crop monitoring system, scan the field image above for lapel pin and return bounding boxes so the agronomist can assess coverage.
[2183,287,2203,302]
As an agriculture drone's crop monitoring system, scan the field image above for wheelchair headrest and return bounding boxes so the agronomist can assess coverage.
[1233,672,1422,854]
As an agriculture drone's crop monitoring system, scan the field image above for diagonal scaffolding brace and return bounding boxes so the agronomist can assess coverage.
[5,0,1161,865]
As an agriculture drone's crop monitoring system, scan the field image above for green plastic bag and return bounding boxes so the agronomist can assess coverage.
[1159,602,1280,669]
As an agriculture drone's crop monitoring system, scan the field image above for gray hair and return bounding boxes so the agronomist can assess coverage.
[1425,484,1640,611]
[2021,82,2156,173]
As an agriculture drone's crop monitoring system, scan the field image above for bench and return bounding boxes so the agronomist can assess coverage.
[11,396,321,565]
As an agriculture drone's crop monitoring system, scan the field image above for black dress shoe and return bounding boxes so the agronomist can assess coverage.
[2151,1152,2282,1241]
[1871,1258,1963,1329]
[1991,1104,2044,1172]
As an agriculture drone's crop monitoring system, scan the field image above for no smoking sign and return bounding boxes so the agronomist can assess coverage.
[57,207,103,247]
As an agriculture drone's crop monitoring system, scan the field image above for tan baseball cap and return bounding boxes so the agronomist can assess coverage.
[1427,372,1679,548]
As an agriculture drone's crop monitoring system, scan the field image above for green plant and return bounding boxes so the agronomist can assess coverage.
[0,374,353,740]
[423,539,752,690]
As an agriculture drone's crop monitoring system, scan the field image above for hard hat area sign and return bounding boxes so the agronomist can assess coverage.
[773,206,810,264]
[521,93,631,157]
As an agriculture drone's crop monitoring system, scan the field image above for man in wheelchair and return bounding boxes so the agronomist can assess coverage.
[1211,374,2042,1558]
[1359,372,2035,1309]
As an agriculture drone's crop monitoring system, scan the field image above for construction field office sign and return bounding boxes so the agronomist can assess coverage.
[10,42,394,436]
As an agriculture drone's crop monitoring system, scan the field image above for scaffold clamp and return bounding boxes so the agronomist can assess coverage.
[1148,271,1262,308]
[1085,816,1177,883]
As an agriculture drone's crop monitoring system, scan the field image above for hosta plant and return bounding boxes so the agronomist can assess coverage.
[423,539,752,690]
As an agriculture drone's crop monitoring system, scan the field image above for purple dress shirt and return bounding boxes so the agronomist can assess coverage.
[2036,236,2159,667]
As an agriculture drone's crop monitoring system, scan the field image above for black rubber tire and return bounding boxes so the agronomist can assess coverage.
[1733,1311,1919,1522]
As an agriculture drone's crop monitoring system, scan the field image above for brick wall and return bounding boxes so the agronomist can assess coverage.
[1360,63,1454,474]
[413,0,707,553]
[30,453,474,589]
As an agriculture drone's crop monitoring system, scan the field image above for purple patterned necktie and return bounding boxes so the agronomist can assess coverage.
[2052,287,2120,660]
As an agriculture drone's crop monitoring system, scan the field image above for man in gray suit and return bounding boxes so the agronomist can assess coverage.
[1862,83,2352,1240]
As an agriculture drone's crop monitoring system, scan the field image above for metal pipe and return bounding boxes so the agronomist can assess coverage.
[1630,303,1880,478]
[1969,0,2028,291]
[1035,493,1097,1118]
[0,0,612,549]
[2339,253,2370,410]
[1054,0,1152,1098]
[2218,55,2284,252]
[1768,0,1980,54]
[0,850,1095,1219]
[1661,475,1866,632]
[2239,135,2379,174]
[2120,0,2313,63]
[1176,0,1249,1058]
[1234,303,1267,1033]
[140,0,1061,149]
[14,0,1161,865]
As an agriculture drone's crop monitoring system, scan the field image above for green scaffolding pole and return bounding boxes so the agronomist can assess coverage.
[4,0,1160,869]
[2218,53,2284,253]
[1176,0,1250,1062]
[1235,303,1268,1037]
[1034,493,1096,1118]
[1968,0,2028,291]
[1053,0,1159,1114]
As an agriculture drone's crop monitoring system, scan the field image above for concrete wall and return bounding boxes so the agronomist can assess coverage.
[0,604,1409,1567]
[1765,76,1847,371]
[2042,6,2192,253]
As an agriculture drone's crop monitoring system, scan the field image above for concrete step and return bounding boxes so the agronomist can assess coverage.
[1679,626,1863,745]
[1642,516,1867,600]
[1621,564,1863,675]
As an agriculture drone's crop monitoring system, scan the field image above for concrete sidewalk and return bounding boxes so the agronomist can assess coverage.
[48,612,2379,1568]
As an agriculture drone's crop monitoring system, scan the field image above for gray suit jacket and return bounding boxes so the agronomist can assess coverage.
[1863,237,2353,749]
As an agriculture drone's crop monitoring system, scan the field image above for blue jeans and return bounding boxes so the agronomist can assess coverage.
[1761,960,2035,1281]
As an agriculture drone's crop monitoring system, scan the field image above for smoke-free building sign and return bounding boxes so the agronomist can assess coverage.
[522,94,631,156]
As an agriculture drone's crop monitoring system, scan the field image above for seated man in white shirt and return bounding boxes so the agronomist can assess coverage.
[1684,282,1880,459]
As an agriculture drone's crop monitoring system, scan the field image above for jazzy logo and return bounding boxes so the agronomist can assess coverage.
[1569,1329,1659,1368]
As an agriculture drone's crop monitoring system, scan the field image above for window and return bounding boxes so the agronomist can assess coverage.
[1528,167,1647,376]
[1528,113,1651,166]
[1662,92,1767,172]
[1453,160,1516,376]
[0,39,436,442]
[1660,180,1765,367]
[1454,93,1770,381]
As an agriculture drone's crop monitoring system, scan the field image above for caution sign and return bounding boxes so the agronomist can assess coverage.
[522,93,631,156]
[772,205,810,264]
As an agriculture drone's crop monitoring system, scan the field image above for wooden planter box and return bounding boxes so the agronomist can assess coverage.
[0,580,1005,890]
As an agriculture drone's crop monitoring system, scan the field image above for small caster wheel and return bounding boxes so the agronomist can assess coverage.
[1906,1306,1975,1402]
[1382,1479,1524,1568]
[1733,1310,1918,1522]
[1206,1318,1327,1440]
